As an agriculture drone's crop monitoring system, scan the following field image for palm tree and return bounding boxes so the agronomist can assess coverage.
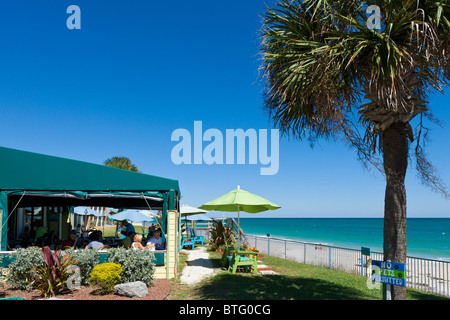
[260,0,449,299]
[104,156,140,172]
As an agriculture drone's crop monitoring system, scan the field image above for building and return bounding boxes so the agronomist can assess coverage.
[0,146,181,279]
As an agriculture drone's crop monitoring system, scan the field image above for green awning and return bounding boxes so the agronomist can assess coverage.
[0,146,180,251]
[0,146,179,193]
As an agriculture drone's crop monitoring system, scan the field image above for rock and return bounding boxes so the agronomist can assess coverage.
[114,281,148,298]
[259,270,277,275]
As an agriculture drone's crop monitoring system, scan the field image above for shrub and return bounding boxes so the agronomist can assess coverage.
[107,247,155,286]
[209,221,234,251]
[6,247,45,290]
[31,247,77,297]
[61,248,99,286]
[89,262,122,294]
[0,267,9,283]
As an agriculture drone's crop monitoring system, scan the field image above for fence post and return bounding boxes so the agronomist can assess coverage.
[329,247,331,269]
[304,243,306,264]
[360,251,363,276]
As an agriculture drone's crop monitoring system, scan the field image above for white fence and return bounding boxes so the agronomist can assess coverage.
[193,228,450,298]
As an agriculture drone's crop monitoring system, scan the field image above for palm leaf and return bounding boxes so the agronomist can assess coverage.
[260,0,449,193]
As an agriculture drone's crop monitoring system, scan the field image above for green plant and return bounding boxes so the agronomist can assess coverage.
[6,247,45,290]
[89,262,122,294]
[209,221,234,251]
[107,247,155,286]
[104,156,139,172]
[0,267,9,283]
[31,246,77,297]
[62,248,99,286]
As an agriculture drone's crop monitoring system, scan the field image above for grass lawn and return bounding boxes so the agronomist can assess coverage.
[169,247,449,300]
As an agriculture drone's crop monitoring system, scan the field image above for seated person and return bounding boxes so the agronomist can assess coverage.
[33,220,47,246]
[132,233,153,250]
[85,231,104,250]
[120,231,135,249]
[145,225,156,241]
[147,229,165,250]
[62,230,79,249]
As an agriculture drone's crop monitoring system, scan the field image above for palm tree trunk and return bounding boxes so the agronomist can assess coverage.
[382,121,408,300]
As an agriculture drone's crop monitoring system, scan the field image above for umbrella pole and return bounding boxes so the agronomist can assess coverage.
[237,205,240,249]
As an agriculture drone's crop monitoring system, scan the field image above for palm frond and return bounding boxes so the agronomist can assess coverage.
[260,0,450,194]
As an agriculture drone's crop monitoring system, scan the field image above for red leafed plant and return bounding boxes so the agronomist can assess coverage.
[31,246,77,297]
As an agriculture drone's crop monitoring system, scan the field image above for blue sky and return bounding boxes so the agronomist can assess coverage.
[0,0,449,218]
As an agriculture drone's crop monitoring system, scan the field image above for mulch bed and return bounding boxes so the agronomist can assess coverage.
[0,279,172,300]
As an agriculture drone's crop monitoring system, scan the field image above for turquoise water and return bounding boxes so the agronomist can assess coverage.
[238,218,450,261]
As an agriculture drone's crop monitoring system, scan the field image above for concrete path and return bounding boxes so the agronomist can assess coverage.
[180,247,218,285]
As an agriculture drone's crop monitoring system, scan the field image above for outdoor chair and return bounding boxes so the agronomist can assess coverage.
[227,235,258,274]
[180,233,196,251]
[220,233,235,267]
[189,229,204,245]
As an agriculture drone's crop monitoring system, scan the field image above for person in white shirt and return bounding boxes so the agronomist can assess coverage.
[85,231,104,250]
[148,229,164,250]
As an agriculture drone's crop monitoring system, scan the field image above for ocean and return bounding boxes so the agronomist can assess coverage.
[238,218,450,261]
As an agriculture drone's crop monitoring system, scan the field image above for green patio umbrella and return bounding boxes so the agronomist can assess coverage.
[199,186,281,247]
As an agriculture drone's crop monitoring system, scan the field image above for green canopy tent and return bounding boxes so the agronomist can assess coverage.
[0,146,180,251]
[199,185,280,247]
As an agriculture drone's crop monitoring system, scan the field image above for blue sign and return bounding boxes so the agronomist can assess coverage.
[371,260,406,287]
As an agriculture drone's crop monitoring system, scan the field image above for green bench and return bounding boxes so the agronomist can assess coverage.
[225,235,258,274]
